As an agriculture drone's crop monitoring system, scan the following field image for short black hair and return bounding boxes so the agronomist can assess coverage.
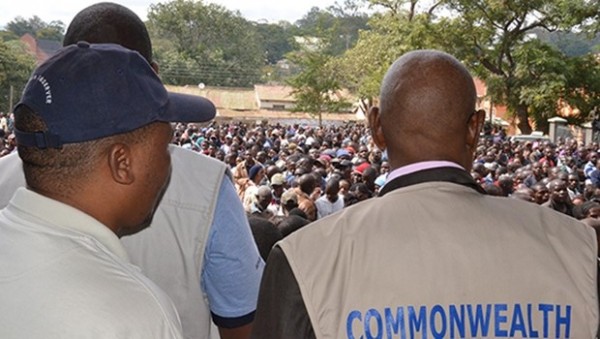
[278,215,310,238]
[63,2,153,62]
[248,216,282,261]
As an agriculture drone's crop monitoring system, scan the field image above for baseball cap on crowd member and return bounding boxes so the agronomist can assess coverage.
[339,160,353,168]
[336,149,350,159]
[281,189,298,205]
[270,173,285,187]
[353,162,370,175]
[14,42,216,149]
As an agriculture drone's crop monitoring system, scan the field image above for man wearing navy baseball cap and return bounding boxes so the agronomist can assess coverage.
[0,42,213,338]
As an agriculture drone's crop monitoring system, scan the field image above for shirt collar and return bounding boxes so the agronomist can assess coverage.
[385,161,465,185]
[7,187,130,261]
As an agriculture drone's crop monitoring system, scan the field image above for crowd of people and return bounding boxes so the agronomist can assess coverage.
[166,121,600,222]
[4,117,600,230]
[0,2,598,338]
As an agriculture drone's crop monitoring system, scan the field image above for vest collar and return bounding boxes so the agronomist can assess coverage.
[378,166,486,197]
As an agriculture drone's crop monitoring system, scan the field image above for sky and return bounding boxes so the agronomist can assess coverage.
[0,0,339,29]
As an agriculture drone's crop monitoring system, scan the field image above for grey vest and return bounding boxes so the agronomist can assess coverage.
[280,170,598,338]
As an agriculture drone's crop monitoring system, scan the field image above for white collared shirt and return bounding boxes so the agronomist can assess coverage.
[0,188,183,339]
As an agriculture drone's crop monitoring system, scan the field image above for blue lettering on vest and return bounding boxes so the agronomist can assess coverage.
[539,304,553,338]
[527,303,540,338]
[430,305,447,339]
[555,305,571,338]
[348,303,573,339]
[365,309,383,339]
[385,307,406,339]
[509,303,526,337]
[408,306,427,338]
[449,304,465,338]
[347,310,363,339]
[494,303,508,337]
[467,304,491,337]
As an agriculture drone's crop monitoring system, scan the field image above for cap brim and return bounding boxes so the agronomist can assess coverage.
[162,92,216,123]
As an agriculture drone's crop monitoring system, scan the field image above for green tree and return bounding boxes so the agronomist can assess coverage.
[255,22,296,64]
[148,0,264,87]
[335,0,441,113]
[0,40,35,112]
[287,43,350,126]
[5,16,64,41]
[337,0,599,133]
[295,5,369,56]
[439,0,600,133]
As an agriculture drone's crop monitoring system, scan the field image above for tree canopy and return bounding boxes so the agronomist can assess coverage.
[0,40,35,112]
[336,0,600,133]
[148,0,265,87]
[5,16,64,41]
[1,0,597,127]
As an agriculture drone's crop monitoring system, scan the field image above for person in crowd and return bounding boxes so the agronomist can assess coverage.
[0,4,263,339]
[511,187,535,203]
[585,151,599,179]
[250,50,598,338]
[0,42,212,338]
[279,189,299,216]
[531,182,550,205]
[567,173,582,200]
[523,161,544,187]
[234,150,257,198]
[248,216,282,262]
[574,201,600,220]
[496,174,514,197]
[293,174,318,221]
[249,186,275,220]
[315,178,344,219]
[277,214,310,238]
[543,179,575,217]
[242,164,266,211]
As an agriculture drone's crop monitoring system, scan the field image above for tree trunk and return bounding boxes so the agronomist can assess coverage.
[515,104,532,134]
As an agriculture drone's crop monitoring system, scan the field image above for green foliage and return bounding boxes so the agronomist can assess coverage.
[255,22,297,64]
[335,0,599,132]
[0,31,19,42]
[154,50,200,86]
[287,44,351,126]
[5,16,64,41]
[438,0,600,133]
[295,6,369,56]
[536,29,600,56]
[148,0,264,87]
[0,40,35,112]
[335,1,442,109]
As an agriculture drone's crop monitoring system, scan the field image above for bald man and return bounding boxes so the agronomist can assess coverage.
[251,50,598,338]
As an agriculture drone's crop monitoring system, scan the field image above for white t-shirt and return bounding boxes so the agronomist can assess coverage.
[315,195,345,219]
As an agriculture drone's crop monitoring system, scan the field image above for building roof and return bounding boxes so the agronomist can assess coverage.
[36,39,61,57]
[254,85,295,102]
[19,34,61,64]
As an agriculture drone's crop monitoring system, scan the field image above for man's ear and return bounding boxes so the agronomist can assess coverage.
[368,106,386,151]
[150,61,160,74]
[107,143,135,185]
[467,109,485,150]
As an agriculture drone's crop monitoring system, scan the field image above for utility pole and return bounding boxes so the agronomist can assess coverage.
[8,85,14,113]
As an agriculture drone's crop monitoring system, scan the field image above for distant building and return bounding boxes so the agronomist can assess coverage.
[254,85,296,111]
[165,84,360,125]
[19,34,61,64]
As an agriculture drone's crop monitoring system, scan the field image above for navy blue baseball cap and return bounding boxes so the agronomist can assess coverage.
[15,42,216,149]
